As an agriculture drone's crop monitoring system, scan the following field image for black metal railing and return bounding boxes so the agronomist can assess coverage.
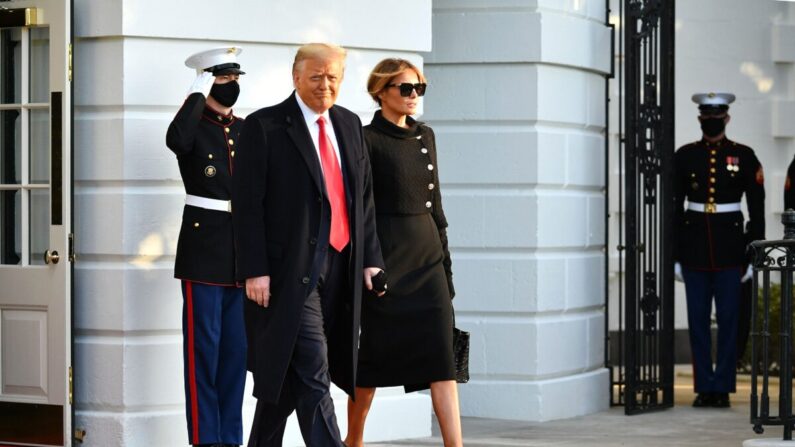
[749,209,795,439]
[606,0,676,415]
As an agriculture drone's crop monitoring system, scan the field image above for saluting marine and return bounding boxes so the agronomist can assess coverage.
[165,47,247,447]
[674,92,765,409]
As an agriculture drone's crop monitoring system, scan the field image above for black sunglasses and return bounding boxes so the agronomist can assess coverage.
[388,82,427,97]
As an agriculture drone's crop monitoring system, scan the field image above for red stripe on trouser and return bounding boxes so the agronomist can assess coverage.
[186,281,200,444]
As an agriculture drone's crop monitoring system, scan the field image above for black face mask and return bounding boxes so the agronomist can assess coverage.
[210,81,240,107]
[700,117,726,138]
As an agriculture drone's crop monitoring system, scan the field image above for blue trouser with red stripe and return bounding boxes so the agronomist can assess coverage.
[682,267,741,394]
[182,281,247,445]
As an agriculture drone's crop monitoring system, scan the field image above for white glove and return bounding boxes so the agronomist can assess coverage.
[741,264,753,283]
[187,71,215,98]
[674,262,684,282]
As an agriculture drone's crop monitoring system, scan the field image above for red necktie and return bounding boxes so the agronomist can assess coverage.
[317,116,350,251]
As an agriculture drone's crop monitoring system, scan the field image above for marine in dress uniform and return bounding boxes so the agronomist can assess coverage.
[674,92,765,408]
[165,47,247,447]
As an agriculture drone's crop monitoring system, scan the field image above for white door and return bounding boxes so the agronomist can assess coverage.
[0,1,72,445]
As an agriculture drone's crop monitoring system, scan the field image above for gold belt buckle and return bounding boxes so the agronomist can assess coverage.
[705,203,717,213]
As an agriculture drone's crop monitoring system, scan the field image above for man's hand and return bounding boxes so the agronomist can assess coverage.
[741,264,753,283]
[674,262,684,283]
[187,71,215,98]
[246,275,271,307]
[363,267,385,297]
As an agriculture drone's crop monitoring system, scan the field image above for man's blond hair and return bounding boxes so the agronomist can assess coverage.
[292,43,347,74]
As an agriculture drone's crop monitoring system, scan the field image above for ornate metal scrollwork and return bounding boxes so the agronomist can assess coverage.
[610,0,675,416]
[748,223,795,439]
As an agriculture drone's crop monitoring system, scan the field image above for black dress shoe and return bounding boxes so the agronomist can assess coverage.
[712,393,731,408]
[693,392,714,407]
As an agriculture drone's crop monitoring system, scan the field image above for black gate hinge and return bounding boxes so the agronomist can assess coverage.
[68,233,76,262]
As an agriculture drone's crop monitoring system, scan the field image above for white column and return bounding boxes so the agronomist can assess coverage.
[425,0,611,421]
[72,0,433,445]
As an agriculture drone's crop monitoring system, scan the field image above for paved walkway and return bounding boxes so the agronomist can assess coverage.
[372,371,787,447]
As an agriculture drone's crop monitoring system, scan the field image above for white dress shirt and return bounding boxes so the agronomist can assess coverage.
[294,92,343,173]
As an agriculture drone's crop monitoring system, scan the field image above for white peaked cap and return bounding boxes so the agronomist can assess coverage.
[184,47,243,73]
[691,92,735,107]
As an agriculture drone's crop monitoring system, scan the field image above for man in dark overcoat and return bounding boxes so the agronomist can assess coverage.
[232,43,384,446]
[674,92,765,409]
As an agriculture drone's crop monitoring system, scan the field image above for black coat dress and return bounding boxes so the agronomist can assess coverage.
[232,93,384,404]
[356,111,456,391]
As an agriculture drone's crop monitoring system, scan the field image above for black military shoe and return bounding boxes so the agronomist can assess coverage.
[712,393,731,408]
[692,392,713,407]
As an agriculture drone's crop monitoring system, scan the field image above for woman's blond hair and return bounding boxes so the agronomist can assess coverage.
[367,58,426,105]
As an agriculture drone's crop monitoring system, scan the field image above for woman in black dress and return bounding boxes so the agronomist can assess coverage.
[344,59,462,447]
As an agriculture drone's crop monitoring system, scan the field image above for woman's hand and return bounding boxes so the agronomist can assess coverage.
[363,267,386,297]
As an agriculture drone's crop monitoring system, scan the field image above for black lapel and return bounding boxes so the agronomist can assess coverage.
[329,106,358,199]
[284,92,323,193]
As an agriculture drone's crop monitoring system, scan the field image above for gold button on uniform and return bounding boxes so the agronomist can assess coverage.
[425,201,432,208]
[427,164,434,171]
[710,158,716,164]
[228,139,234,145]
[231,151,235,157]
[710,168,716,173]
[208,154,214,159]
[709,197,715,203]
[428,183,435,190]
[710,177,716,183]
[709,187,715,193]
[224,127,230,133]
[711,150,717,155]
[421,148,428,154]
[194,222,200,228]
[217,115,223,121]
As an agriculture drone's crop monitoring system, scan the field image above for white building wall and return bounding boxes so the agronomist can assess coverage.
[607,0,795,337]
[425,0,611,421]
[72,1,433,445]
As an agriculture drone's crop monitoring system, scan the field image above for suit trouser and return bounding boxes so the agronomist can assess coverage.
[182,281,247,445]
[248,247,347,447]
[682,267,741,393]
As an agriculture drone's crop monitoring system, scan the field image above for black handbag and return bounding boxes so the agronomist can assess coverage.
[453,326,470,383]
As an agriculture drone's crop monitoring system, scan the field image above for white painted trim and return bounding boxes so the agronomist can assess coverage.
[20,27,30,266]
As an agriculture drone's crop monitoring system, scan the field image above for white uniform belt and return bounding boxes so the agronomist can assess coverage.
[185,194,231,212]
[686,201,741,213]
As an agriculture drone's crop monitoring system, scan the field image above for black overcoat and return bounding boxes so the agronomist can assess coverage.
[232,93,383,404]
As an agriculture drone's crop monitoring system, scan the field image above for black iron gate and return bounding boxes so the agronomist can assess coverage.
[606,0,676,415]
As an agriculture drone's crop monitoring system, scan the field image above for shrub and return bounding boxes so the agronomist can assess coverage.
[739,283,788,374]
